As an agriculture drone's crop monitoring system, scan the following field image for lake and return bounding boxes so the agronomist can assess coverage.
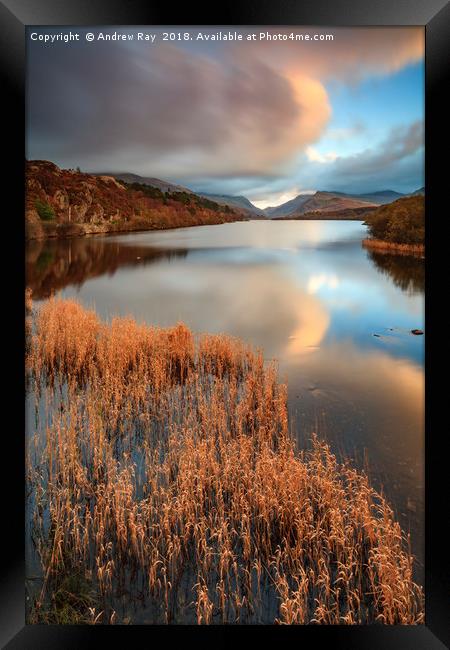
[26,219,425,581]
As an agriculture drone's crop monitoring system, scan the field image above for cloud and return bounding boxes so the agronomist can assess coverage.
[326,122,366,141]
[306,120,424,191]
[27,40,332,178]
[331,120,423,175]
[245,119,424,200]
[27,27,423,184]
[250,27,424,83]
[306,147,338,164]
[252,188,308,210]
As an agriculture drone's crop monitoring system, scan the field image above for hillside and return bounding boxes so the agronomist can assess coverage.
[265,194,313,218]
[268,191,377,219]
[25,161,245,240]
[95,171,193,195]
[265,188,424,218]
[198,193,265,217]
[363,195,425,252]
[330,190,404,205]
[298,191,377,214]
[98,174,266,217]
[278,205,379,221]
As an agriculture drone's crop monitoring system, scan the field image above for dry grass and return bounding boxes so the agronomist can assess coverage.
[362,239,425,256]
[26,296,424,625]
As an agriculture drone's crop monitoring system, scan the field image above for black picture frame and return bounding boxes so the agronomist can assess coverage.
[2,1,449,647]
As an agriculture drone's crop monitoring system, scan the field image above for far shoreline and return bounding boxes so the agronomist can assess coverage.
[26,216,364,242]
[25,215,249,242]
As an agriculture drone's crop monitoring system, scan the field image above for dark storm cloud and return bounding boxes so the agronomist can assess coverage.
[26,27,424,200]
[27,38,305,176]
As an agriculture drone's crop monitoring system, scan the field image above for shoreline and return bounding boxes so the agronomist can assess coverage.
[26,216,364,242]
[25,214,248,242]
[275,215,366,221]
[362,238,424,257]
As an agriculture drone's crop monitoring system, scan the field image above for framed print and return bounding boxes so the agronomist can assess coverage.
[1,0,449,647]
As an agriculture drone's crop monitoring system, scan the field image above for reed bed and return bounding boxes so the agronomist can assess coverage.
[26,296,424,625]
[362,238,425,257]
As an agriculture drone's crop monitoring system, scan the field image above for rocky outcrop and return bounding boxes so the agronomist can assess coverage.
[26,160,245,240]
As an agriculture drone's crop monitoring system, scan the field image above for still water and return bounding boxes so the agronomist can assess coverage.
[26,220,425,578]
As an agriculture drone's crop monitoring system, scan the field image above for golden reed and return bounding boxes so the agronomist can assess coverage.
[26,296,424,624]
[362,238,425,256]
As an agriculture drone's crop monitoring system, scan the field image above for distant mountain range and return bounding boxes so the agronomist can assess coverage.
[96,172,265,217]
[95,170,424,220]
[265,188,425,219]
[197,193,266,217]
[329,190,404,205]
[264,194,314,218]
[266,191,378,219]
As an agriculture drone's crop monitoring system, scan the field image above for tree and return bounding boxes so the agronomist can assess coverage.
[35,199,55,221]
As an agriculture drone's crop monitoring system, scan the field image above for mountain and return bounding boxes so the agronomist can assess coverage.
[25,160,245,240]
[98,174,266,217]
[331,189,424,203]
[263,187,426,219]
[198,193,265,217]
[329,190,405,205]
[265,194,313,218]
[266,191,377,219]
[94,171,194,195]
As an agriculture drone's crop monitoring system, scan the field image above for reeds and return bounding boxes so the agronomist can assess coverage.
[26,296,424,624]
[362,238,425,256]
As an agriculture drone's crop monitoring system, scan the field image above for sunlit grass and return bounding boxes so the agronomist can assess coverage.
[26,296,424,625]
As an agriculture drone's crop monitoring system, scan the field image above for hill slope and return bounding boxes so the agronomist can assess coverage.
[265,189,421,218]
[198,193,265,217]
[268,191,377,219]
[265,194,313,218]
[330,190,404,205]
[26,161,245,240]
[95,171,194,195]
[363,195,424,247]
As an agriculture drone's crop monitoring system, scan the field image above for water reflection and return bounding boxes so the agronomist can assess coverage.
[26,237,187,299]
[286,342,424,563]
[26,220,424,579]
[366,249,425,294]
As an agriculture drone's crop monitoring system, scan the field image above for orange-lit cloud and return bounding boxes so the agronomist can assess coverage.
[28,27,424,182]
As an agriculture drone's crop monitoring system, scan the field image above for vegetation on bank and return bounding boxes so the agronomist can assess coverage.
[126,182,233,214]
[25,161,244,240]
[363,196,424,247]
[35,199,55,221]
[27,296,424,625]
[278,205,378,221]
[362,239,424,255]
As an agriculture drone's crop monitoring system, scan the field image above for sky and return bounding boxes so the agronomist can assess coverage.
[26,26,424,208]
